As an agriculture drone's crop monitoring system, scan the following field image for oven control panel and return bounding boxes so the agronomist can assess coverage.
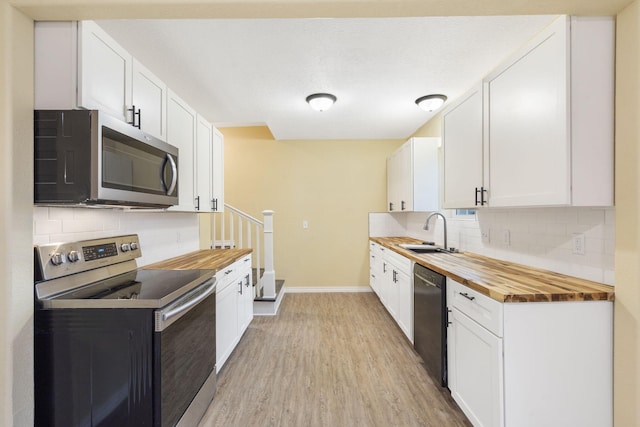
[35,234,142,281]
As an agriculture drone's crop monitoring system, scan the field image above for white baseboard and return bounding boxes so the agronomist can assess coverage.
[285,286,373,294]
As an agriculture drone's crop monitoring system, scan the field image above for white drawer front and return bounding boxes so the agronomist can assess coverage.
[216,256,250,292]
[449,278,503,337]
[384,249,412,274]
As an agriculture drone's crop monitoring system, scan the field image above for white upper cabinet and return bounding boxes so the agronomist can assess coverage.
[387,137,440,212]
[132,59,167,141]
[35,21,168,141]
[196,114,213,212]
[211,128,225,212]
[442,83,485,208]
[484,16,614,207]
[442,16,614,209]
[167,90,197,212]
[77,21,132,122]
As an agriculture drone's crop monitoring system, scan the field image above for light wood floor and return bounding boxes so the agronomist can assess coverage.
[199,292,471,427]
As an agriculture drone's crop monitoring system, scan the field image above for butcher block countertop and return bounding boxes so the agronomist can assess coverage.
[370,237,614,303]
[143,249,252,271]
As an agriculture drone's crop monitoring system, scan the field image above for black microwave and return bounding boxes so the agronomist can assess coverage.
[34,110,179,208]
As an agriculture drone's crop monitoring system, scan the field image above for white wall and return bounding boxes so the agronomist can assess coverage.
[33,207,200,267]
[370,206,615,285]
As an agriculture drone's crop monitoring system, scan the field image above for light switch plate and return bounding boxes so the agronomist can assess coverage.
[481,228,490,244]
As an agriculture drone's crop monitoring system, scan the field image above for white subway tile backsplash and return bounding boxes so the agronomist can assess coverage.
[33,207,200,266]
[388,206,615,285]
[34,220,62,235]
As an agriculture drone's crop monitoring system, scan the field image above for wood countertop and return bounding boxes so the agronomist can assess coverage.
[143,249,252,272]
[370,237,614,303]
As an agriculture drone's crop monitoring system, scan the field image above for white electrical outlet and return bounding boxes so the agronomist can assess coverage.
[303,220,309,229]
[573,233,585,255]
[481,228,490,244]
[503,230,510,246]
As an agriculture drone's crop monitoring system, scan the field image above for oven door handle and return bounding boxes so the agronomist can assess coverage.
[156,278,216,331]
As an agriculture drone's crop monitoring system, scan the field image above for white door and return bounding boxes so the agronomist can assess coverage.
[77,21,132,122]
[450,308,504,427]
[132,59,167,141]
[211,127,225,212]
[167,90,197,211]
[238,267,253,335]
[442,83,484,208]
[196,115,213,212]
[485,17,570,207]
[395,266,413,342]
[386,155,397,212]
[216,280,239,372]
[398,141,413,211]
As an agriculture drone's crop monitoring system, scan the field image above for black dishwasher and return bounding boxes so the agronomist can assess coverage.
[413,263,447,387]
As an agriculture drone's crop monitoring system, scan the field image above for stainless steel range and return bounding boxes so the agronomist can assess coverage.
[34,235,217,427]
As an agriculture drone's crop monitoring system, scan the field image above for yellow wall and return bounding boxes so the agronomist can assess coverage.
[0,3,34,424]
[615,3,640,425]
[220,126,403,288]
[412,112,443,137]
[2,0,640,425]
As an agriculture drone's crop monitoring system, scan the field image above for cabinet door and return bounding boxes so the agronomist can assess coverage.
[395,266,413,342]
[443,83,484,208]
[369,244,382,297]
[485,17,570,207]
[196,115,213,212]
[167,90,197,211]
[77,21,132,122]
[379,257,392,311]
[211,127,225,212]
[450,308,504,427]
[398,142,413,211]
[238,268,254,336]
[132,59,167,141]
[216,279,238,372]
[386,155,397,212]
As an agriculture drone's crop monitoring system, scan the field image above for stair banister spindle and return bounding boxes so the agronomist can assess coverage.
[211,213,217,249]
[261,210,276,299]
[255,225,262,297]
[222,212,226,248]
[238,217,244,248]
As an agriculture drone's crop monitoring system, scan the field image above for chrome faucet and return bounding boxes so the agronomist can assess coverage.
[423,212,447,251]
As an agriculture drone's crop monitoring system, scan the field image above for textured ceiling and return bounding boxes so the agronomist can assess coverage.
[98,16,557,140]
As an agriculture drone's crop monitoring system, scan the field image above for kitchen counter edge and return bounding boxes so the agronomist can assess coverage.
[143,248,253,272]
[370,237,614,303]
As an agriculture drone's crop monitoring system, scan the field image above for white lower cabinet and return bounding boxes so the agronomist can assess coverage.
[369,242,413,342]
[450,307,503,427]
[216,254,253,372]
[447,278,613,427]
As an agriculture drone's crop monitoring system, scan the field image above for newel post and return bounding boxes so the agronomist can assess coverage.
[262,210,276,299]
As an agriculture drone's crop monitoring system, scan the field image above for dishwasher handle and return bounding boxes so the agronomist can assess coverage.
[415,271,442,288]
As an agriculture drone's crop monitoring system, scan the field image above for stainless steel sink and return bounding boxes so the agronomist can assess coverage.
[398,243,440,253]
[397,243,459,254]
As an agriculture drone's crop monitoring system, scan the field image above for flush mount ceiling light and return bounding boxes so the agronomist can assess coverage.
[415,94,448,112]
[306,93,337,112]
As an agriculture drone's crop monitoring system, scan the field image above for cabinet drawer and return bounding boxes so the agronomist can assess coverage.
[216,255,251,292]
[449,278,503,337]
[384,249,412,274]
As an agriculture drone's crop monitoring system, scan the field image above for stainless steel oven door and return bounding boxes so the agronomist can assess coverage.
[95,111,179,207]
[155,278,216,427]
